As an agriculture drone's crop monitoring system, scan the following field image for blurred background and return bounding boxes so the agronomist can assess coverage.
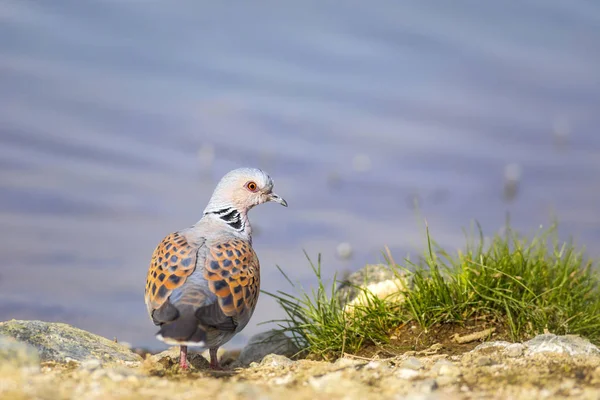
[1,1,599,350]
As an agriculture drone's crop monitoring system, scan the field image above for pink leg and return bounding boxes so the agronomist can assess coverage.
[209,347,222,370]
[179,345,189,370]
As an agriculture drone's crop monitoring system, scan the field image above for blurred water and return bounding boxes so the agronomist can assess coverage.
[1,1,599,349]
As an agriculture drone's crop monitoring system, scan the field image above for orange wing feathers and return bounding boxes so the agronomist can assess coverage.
[145,232,198,312]
[203,239,260,317]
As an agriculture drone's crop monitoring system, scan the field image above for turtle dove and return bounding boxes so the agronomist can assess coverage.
[144,168,287,369]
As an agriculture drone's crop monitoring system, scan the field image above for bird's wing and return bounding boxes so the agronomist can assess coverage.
[201,238,261,322]
[144,232,200,317]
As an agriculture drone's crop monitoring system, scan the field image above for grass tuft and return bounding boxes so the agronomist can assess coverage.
[263,223,600,359]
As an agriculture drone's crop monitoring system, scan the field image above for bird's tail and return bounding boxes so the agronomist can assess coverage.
[156,314,207,347]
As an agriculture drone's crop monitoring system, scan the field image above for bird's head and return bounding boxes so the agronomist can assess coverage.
[204,168,287,214]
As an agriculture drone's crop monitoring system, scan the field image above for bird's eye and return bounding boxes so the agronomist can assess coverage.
[245,181,258,192]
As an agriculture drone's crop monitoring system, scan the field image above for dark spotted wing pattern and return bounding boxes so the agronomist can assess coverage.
[145,232,198,313]
[203,239,260,317]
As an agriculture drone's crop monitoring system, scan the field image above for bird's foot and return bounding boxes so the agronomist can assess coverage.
[209,360,223,370]
[179,345,189,370]
[209,347,223,370]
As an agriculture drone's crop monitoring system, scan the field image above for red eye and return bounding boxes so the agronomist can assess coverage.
[245,181,258,192]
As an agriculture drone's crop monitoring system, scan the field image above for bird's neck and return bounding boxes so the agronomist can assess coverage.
[203,206,252,242]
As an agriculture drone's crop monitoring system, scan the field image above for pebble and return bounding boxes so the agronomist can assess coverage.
[525,334,600,356]
[504,343,525,358]
[333,357,363,368]
[272,373,294,386]
[417,378,439,393]
[432,360,460,377]
[475,356,493,367]
[365,360,386,370]
[396,368,421,380]
[259,354,294,368]
[401,357,424,370]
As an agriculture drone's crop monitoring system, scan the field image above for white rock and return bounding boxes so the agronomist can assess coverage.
[396,368,421,380]
[259,354,294,368]
[365,360,386,370]
[525,334,600,356]
[272,373,294,385]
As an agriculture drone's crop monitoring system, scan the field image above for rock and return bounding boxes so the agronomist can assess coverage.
[431,360,460,377]
[416,378,439,393]
[401,357,424,370]
[237,330,300,366]
[475,356,493,367]
[503,343,525,358]
[524,334,600,356]
[365,360,388,370]
[397,368,421,380]
[333,357,363,368]
[0,320,141,363]
[0,334,40,368]
[259,354,294,368]
[147,347,210,370]
[335,264,397,306]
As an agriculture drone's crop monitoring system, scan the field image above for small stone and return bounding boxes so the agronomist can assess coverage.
[396,368,420,380]
[333,357,362,368]
[365,360,386,370]
[432,360,460,377]
[417,378,439,393]
[259,354,294,368]
[503,343,525,358]
[401,357,424,370]
[524,334,600,356]
[475,356,493,366]
[336,264,396,306]
[272,373,294,385]
[238,330,299,366]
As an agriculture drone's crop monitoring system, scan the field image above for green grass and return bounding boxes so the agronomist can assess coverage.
[263,223,600,359]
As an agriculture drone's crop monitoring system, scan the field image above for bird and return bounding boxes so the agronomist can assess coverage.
[144,168,287,370]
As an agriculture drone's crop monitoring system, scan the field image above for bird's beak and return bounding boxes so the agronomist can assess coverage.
[268,193,288,207]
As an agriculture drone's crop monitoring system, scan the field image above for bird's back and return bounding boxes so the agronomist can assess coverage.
[144,217,260,347]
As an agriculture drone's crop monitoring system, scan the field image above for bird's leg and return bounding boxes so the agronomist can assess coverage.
[179,345,189,370]
[209,347,222,370]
